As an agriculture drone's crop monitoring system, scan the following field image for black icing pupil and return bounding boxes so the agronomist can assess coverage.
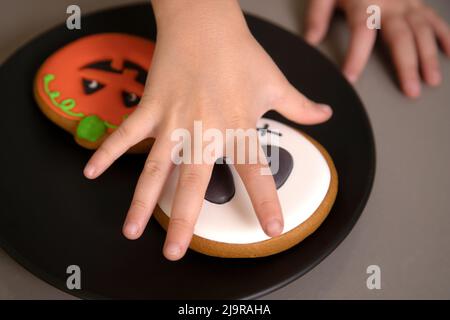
[82,78,104,94]
[122,91,140,107]
[263,145,293,189]
[204,159,235,205]
[204,146,293,204]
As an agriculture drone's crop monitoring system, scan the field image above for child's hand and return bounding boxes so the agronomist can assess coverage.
[304,0,450,98]
[83,0,332,261]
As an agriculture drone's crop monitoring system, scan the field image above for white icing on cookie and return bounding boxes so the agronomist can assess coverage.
[158,118,331,244]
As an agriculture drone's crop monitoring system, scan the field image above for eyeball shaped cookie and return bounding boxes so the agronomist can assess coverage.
[155,118,338,258]
[34,33,155,151]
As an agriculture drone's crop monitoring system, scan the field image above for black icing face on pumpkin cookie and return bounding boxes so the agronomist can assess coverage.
[81,59,147,108]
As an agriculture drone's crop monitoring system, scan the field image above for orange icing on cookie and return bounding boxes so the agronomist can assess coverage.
[35,33,155,139]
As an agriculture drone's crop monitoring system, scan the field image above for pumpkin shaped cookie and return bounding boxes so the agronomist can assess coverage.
[34,33,155,152]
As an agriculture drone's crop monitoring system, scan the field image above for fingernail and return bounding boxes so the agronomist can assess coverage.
[405,81,421,98]
[317,104,332,115]
[265,220,283,237]
[165,243,182,260]
[84,164,96,179]
[124,222,139,238]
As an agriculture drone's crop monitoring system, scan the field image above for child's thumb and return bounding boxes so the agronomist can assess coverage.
[274,84,332,125]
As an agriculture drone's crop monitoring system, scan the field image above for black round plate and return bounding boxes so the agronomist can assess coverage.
[0,3,375,299]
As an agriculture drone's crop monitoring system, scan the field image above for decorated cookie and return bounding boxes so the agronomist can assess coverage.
[34,33,155,151]
[155,118,338,258]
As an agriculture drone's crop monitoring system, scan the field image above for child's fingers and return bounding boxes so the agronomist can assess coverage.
[382,17,421,98]
[274,84,332,125]
[424,8,450,57]
[83,105,156,179]
[234,149,284,238]
[407,12,441,86]
[163,163,214,261]
[122,138,174,240]
[304,0,336,45]
[342,9,377,83]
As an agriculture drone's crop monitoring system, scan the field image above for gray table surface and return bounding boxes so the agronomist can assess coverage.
[1,0,449,299]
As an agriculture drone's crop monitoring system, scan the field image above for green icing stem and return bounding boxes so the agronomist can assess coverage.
[77,115,107,142]
[43,74,84,117]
